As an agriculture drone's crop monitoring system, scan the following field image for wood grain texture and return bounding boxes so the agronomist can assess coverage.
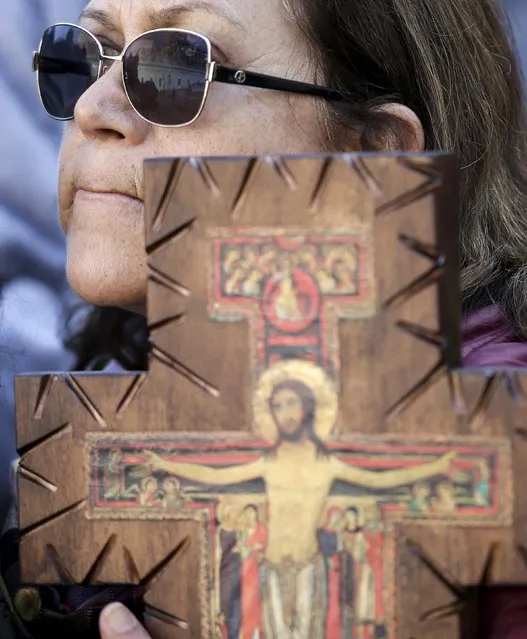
[15,153,524,639]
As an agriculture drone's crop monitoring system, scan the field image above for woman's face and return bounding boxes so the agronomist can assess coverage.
[59,0,324,313]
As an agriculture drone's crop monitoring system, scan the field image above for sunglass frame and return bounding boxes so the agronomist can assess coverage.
[32,22,215,127]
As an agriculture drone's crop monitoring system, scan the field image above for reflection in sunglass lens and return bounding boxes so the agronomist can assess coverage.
[124,31,209,126]
[38,25,100,119]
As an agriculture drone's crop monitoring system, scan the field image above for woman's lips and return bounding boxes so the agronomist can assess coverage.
[69,189,145,234]
[76,188,143,203]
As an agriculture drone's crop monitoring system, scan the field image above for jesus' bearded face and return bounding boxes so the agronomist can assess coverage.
[268,380,317,443]
[270,388,305,439]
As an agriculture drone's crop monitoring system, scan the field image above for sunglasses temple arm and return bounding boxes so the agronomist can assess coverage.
[213,64,347,102]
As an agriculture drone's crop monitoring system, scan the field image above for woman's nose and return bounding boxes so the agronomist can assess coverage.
[73,61,148,144]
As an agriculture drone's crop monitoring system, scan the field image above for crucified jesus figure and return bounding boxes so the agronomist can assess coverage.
[146,379,455,639]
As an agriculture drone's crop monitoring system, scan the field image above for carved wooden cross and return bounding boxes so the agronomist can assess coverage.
[15,154,527,639]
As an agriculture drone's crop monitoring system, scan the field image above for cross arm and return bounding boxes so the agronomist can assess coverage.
[147,451,265,485]
[329,452,455,490]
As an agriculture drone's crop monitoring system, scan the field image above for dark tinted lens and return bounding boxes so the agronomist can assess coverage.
[123,31,208,125]
[38,25,100,119]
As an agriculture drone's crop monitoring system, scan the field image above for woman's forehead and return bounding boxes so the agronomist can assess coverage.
[80,0,277,34]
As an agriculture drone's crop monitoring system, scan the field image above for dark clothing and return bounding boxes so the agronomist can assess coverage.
[0,528,144,639]
[219,529,242,639]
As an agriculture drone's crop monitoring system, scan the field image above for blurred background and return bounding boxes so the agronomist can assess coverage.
[0,1,84,526]
[508,0,527,72]
[0,0,526,530]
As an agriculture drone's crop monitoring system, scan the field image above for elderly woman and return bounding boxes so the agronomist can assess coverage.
[9,0,527,636]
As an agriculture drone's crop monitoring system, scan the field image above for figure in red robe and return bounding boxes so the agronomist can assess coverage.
[317,507,345,639]
[365,529,385,637]
[239,504,267,639]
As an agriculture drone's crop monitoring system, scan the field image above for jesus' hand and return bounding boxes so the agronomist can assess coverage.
[436,451,456,475]
[142,450,167,473]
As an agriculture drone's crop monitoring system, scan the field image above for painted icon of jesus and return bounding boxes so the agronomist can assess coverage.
[145,360,455,638]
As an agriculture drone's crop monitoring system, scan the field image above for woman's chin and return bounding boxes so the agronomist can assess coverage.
[63,191,147,311]
[66,248,147,311]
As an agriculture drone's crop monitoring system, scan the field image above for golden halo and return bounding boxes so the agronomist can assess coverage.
[253,360,338,443]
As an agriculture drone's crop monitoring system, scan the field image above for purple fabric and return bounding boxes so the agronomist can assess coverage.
[462,305,527,368]
[103,360,127,373]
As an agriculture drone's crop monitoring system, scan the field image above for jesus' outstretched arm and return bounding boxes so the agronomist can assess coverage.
[329,452,456,490]
[144,451,265,485]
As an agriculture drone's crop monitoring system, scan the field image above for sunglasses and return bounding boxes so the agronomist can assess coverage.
[33,23,347,128]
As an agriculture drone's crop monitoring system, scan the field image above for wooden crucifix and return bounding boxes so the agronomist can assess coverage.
[15,153,527,639]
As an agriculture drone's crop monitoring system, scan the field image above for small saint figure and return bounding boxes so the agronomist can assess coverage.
[473,459,490,506]
[407,481,431,513]
[431,481,457,513]
[161,476,184,511]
